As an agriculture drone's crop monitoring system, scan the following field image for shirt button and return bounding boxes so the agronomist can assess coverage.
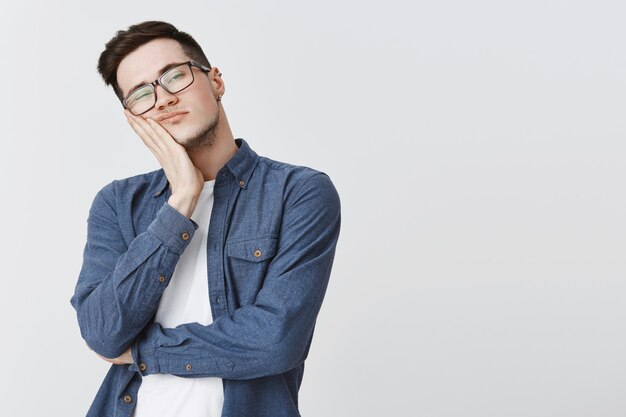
[158,275,165,283]
[123,395,132,403]
[253,249,262,258]
[239,180,245,187]
[181,232,190,240]
[185,363,193,371]
[139,363,147,372]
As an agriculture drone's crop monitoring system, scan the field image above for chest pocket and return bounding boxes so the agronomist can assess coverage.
[225,236,279,305]
[226,236,278,262]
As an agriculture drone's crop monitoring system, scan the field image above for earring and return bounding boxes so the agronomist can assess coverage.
[217,95,222,102]
[218,72,223,76]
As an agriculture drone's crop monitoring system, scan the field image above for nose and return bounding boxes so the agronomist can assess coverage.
[154,83,178,109]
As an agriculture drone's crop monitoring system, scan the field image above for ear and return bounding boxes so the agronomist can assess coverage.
[210,67,225,98]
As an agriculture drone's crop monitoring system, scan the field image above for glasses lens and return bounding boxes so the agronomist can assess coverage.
[161,64,193,94]
[126,86,155,115]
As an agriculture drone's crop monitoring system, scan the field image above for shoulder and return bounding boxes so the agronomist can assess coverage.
[91,168,166,210]
[255,154,333,186]
[255,155,340,211]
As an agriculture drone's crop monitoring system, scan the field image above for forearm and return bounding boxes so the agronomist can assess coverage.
[132,263,331,380]
[132,173,342,379]
[74,236,180,357]
[71,192,198,358]
[167,191,199,219]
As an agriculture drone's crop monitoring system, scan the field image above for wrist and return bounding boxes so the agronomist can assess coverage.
[167,192,198,218]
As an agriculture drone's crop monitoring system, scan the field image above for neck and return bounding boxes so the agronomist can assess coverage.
[186,106,238,181]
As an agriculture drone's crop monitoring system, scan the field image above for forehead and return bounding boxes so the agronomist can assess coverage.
[117,38,191,97]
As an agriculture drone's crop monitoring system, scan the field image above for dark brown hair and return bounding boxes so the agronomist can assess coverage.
[97,21,211,100]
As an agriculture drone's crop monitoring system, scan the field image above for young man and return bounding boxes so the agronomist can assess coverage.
[70,21,341,417]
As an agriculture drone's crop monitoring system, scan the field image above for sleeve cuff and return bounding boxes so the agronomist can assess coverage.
[129,323,160,376]
[147,202,199,255]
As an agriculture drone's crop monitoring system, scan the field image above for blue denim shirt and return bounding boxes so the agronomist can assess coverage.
[70,138,341,417]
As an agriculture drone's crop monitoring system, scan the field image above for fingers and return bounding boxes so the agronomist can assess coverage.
[95,352,115,364]
[144,116,170,136]
[124,110,163,156]
[125,110,186,155]
[95,352,124,365]
[123,109,202,197]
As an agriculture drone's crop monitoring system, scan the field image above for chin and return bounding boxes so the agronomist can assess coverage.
[173,123,218,151]
[165,123,196,142]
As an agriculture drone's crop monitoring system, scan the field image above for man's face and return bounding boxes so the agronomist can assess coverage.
[116,38,221,149]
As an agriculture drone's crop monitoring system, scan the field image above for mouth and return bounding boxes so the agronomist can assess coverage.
[157,111,188,123]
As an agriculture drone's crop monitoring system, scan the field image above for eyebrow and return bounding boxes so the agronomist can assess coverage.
[125,62,185,97]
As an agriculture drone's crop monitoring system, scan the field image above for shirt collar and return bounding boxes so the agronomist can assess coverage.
[223,138,259,189]
[153,138,259,197]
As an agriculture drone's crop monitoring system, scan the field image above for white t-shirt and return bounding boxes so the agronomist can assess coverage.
[132,179,224,417]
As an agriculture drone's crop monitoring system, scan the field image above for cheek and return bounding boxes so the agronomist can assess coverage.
[182,86,216,117]
[194,96,217,116]
[193,82,216,110]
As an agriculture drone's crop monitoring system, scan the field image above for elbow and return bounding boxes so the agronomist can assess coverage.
[82,336,130,359]
[78,323,130,358]
[261,336,313,377]
[269,355,304,377]
[224,336,312,380]
[74,304,132,359]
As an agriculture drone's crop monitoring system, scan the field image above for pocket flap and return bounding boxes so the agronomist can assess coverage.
[226,236,278,262]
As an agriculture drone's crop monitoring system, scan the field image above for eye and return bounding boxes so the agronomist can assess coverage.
[135,92,152,100]
[128,88,153,102]
[164,71,185,84]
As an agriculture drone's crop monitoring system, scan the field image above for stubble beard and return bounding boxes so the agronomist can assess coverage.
[174,112,220,152]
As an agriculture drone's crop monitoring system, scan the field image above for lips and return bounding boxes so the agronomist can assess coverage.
[156,111,188,122]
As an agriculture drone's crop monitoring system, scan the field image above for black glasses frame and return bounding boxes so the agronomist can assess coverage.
[121,60,212,115]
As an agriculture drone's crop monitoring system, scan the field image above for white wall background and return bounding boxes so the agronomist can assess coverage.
[1,1,625,416]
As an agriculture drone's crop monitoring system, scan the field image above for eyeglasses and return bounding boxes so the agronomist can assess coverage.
[121,61,212,115]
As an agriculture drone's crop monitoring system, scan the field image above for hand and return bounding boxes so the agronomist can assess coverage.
[96,347,134,365]
[124,109,204,217]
